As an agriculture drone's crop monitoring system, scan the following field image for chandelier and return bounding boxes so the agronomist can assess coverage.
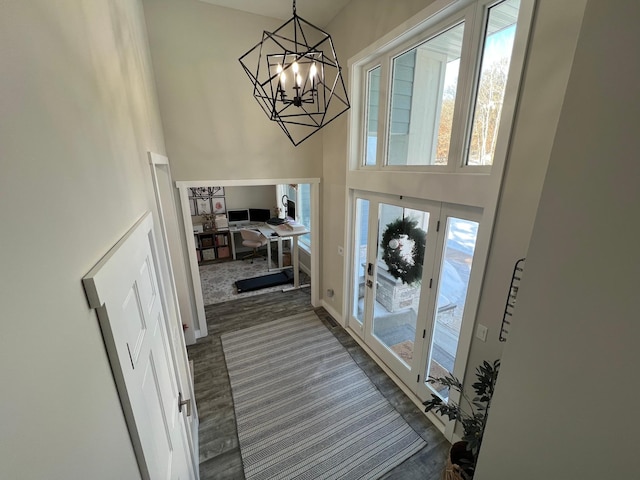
[239,0,350,146]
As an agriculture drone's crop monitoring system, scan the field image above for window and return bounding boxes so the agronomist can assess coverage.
[298,184,311,249]
[360,0,521,171]
[387,23,464,166]
[364,66,381,166]
[466,0,520,165]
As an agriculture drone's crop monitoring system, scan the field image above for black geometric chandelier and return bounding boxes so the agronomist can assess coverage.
[239,0,350,146]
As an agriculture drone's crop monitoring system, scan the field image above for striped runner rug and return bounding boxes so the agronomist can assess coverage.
[221,311,426,480]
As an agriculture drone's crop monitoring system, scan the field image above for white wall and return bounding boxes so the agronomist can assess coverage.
[463,0,586,400]
[141,0,323,182]
[0,0,168,478]
[475,1,640,477]
[224,185,276,211]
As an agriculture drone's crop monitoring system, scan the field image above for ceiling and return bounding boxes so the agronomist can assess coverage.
[198,0,351,27]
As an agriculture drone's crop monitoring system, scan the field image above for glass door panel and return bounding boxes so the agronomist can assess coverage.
[351,198,370,327]
[425,217,478,398]
[372,203,430,369]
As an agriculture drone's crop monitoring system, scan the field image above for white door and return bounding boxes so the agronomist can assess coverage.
[348,193,482,409]
[149,151,199,471]
[84,212,196,480]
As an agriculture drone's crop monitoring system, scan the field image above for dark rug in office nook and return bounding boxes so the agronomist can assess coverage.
[221,311,426,480]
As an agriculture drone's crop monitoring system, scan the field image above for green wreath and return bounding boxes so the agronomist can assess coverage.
[381,218,426,285]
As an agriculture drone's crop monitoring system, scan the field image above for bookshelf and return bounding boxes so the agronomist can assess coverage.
[194,230,231,264]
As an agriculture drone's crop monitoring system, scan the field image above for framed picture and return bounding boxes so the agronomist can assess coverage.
[212,197,226,214]
[189,198,196,216]
[196,198,211,215]
[189,186,225,198]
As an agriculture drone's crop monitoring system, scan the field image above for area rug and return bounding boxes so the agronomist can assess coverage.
[221,311,426,480]
[199,260,309,305]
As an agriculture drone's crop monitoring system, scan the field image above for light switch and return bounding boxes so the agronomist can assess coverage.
[476,324,488,342]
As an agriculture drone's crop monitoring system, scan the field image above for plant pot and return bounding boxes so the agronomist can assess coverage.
[443,441,475,480]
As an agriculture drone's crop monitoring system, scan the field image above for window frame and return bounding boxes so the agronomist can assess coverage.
[356,0,522,173]
[344,0,535,437]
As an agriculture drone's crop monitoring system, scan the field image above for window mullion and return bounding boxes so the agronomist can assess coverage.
[450,5,485,173]
[376,56,391,169]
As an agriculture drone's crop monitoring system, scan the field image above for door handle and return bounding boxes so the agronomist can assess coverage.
[367,263,373,276]
[178,391,192,417]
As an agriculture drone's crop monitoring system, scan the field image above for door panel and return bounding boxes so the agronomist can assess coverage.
[418,207,480,399]
[371,203,430,370]
[348,192,481,405]
[351,198,370,332]
[83,212,196,480]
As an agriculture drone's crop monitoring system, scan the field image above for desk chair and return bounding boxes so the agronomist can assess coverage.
[239,229,268,263]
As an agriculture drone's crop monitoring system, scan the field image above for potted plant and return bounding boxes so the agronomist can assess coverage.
[423,359,500,480]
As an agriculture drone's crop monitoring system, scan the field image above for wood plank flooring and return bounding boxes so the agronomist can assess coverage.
[187,289,449,479]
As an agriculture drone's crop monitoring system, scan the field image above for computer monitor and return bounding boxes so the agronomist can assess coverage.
[287,199,296,220]
[249,208,271,223]
[227,208,250,224]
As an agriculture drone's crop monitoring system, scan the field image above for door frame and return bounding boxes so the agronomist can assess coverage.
[348,191,443,389]
[148,152,199,474]
[176,178,321,340]
[345,189,487,440]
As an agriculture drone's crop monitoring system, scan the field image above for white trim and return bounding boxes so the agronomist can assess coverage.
[148,152,197,346]
[175,178,320,188]
[321,300,344,328]
[324,291,446,431]
[176,178,321,331]
[310,182,319,307]
[178,187,208,339]
[347,0,459,68]
[344,324,446,436]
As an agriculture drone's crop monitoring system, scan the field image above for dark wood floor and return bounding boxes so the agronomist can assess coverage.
[187,289,449,479]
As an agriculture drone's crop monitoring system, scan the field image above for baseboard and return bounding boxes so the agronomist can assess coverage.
[300,262,311,277]
[320,300,344,327]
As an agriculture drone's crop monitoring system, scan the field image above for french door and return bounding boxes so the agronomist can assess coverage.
[349,192,480,404]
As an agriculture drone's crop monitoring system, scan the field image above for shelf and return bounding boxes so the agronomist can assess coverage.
[194,229,232,265]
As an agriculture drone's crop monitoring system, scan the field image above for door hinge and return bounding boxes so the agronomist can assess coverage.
[436,220,440,232]
[178,391,192,417]
[422,329,426,339]
[429,278,433,288]
[417,374,420,382]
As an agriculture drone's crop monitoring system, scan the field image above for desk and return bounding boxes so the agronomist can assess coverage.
[256,226,292,272]
[261,223,309,290]
[228,223,309,289]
